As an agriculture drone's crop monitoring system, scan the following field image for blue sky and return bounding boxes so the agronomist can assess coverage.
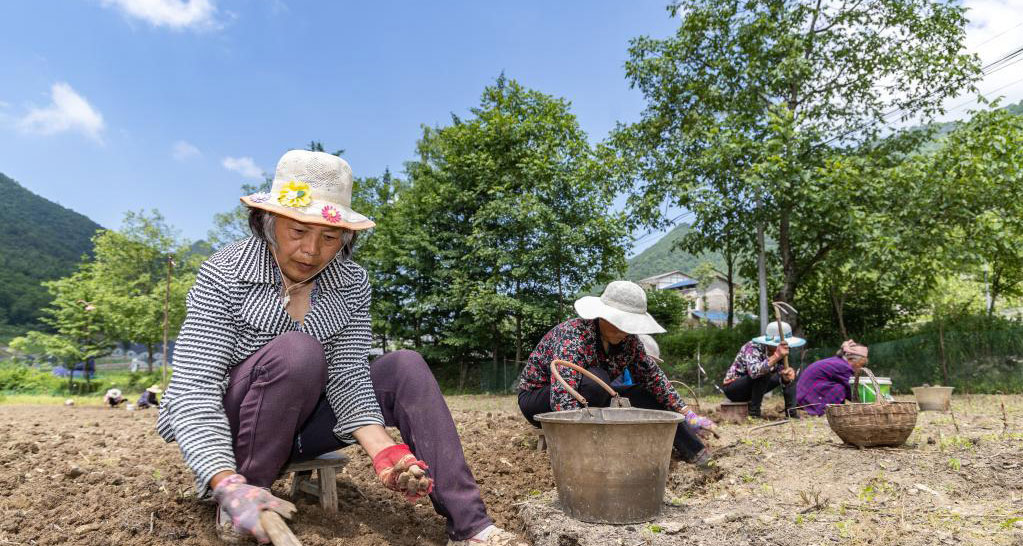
[0,1,680,248]
[1,1,1020,254]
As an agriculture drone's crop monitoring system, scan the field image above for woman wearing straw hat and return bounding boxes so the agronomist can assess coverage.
[518,281,715,465]
[137,384,162,409]
[157,150,524,545]
[721,321,804,418]
[795,340,869,416]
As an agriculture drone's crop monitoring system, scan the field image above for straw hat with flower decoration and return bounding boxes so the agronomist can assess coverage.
[240,150,376,231]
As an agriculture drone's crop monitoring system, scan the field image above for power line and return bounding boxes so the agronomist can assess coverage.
[631,211,695,247]
[942,74,1023,116]
[819,40,1023,147]
[973,21,1023,50]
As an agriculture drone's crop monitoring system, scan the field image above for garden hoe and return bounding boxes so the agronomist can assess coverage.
[771,301,798,375]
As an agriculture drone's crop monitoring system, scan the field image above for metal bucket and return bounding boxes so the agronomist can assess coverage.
[912,386,954,411]
[535,407,683,523]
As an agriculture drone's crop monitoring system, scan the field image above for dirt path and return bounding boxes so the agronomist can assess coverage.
[1,395,1021,545]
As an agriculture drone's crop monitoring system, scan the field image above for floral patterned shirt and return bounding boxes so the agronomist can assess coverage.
[723,341,780,384]
[518,318,685,412]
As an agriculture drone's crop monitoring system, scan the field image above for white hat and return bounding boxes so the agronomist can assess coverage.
[240,150,375,231]
[638,334,663,363]
[752,320,806,348]
[146,384,163,394]
[106,388,122,399]
[574,281,666,335]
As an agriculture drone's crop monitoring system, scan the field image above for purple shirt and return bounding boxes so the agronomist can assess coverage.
[795,356,853,415]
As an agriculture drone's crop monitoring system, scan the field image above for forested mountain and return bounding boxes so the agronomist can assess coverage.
[625,223,724,281]
[0,172,101,326]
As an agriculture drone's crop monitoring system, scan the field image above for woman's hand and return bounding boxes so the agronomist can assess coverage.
[780,367,796,383]
[212,474,296,543]
[770,343,790,363]
[372,444,434,502]
[683,409,717,438]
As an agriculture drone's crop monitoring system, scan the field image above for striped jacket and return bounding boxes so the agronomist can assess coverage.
[156,236,383,495]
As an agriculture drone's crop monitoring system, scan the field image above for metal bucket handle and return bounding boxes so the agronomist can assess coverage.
[852,367,886,405]
[550,359,630,407]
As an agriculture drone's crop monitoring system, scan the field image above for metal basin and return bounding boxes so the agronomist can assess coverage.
[535,408,683,524]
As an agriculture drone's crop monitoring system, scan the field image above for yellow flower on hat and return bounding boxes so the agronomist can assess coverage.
[277,181,312,208]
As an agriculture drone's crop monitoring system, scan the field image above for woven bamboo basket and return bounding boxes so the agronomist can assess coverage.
[826,367,918,448]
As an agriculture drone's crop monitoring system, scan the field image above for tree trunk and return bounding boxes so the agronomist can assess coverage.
[778,208,799,331]
[989,267,1002,316]
[146,342,155,373]
[515,279,523,369]
[725,249,736,329]
[937,319,949,386]
[515,312,522,373]
[830,285,848,340]
[458,358,467,392]
[413,315,422,350]
[492,323,500,392]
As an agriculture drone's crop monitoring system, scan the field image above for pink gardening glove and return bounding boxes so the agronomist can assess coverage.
[212,474,295,543]
[683,409,716,438]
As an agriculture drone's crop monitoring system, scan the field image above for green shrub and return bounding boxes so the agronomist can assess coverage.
[0,361,66,394]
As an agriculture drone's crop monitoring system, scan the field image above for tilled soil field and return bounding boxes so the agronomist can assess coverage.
[521,395,1023,546]
[0,395,1021,545]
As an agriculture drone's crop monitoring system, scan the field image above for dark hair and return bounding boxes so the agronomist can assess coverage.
[247,207,358,262]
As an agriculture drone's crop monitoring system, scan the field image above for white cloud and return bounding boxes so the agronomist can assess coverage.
[222,156,264,178]
[101,0,218,30]
[18,83,105,141]
[172,140,201,161]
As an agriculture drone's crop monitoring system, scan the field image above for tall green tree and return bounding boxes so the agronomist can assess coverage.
[87,211,199,371]
[397,76,629,386]
[923,106,1023,314]
[611,0,981,332]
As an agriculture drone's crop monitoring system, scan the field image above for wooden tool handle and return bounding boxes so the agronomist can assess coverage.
[770,302,791,371]
[259,511,302,546]
[550,359,622,406]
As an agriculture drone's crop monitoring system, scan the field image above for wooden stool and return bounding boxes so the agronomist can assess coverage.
[718,401,749,424]
[284,451,349,512]
[533,428,547,452]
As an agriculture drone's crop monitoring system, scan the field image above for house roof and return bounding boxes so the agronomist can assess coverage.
[664,279,699,290]
[692,310,729,322]
[636,270,685,284]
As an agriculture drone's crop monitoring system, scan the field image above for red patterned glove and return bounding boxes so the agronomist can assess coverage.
[372,444,434,502]
[212,474,295,543]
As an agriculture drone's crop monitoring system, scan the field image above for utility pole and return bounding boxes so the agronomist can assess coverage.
[162,256,174,387]
[756,197,768,334]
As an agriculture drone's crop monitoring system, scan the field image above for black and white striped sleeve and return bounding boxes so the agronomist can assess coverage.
[324,275,384,442]
[163,260,239,495]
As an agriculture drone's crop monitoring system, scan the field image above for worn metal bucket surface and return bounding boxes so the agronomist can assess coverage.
[912,386,954,411]
[535,408,682,524]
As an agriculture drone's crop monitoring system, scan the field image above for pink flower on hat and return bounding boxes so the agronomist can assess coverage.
[321,206,342,223]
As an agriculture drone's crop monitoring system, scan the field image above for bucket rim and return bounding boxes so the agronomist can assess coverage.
[534,407,684,425]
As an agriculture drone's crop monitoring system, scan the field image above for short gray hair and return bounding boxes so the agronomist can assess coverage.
[247,208,358,262]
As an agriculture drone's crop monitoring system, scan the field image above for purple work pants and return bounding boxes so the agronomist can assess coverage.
[223,331,492,541]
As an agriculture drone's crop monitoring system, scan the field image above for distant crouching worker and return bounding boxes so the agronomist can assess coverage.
[721,321,803,418]
[796,340,869,415]
[104,388,127,408]
[137,384,161,409]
